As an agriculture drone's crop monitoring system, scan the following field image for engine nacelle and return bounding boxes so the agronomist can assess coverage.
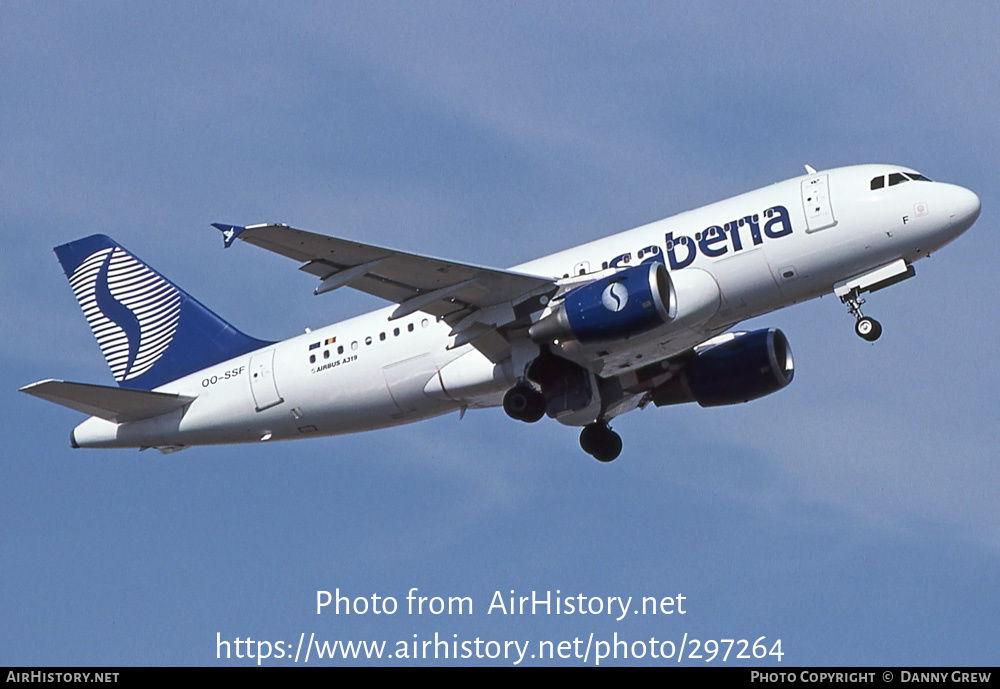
[530,263,673,344]
[530,263,722,345]
[651,328,794,407]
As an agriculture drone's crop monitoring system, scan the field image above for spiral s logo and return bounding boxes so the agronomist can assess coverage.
[67,247,181,382]
[601,282,628,312]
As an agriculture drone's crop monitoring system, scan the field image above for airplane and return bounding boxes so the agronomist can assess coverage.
[20,164,980,462]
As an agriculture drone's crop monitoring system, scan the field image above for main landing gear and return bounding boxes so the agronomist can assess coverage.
[842,289,882,342]
[502,383,623,462]
[502,383,546,423]
[579,422,622,463]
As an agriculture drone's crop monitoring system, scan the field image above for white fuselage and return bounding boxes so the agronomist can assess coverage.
[71,164,981,449]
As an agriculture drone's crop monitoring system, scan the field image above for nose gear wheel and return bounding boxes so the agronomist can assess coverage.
[842,288,882,342]
[854,316,882,341]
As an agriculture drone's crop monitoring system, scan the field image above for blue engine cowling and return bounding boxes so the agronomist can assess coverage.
[529,263,674,344]
[651,328,794,407]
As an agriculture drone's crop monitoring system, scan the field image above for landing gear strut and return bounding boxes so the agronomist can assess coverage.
[503,383,546,423]
[842,289,882,342]
[579,422,622,463]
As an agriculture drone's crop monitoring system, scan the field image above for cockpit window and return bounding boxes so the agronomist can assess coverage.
[872,171,933,191]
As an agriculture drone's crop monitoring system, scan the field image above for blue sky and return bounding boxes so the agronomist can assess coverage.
[2,2,998,666]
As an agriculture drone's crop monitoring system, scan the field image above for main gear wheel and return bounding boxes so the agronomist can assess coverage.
[502,384,546,423]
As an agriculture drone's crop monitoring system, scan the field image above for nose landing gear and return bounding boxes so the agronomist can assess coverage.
[843,289,882,342]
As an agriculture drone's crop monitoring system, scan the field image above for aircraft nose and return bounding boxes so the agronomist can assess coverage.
[948,185,981,232]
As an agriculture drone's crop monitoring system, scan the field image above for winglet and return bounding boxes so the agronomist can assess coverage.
[212,223,246,248]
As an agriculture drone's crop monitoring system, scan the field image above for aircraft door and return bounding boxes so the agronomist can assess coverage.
[801,174,837,232]
[249,349,284,411]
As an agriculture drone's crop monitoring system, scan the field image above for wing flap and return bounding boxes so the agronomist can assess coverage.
[20,379,196,423]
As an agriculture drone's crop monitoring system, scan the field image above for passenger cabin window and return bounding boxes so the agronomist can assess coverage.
[871,176,885,190]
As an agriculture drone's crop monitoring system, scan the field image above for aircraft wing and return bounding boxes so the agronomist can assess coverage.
[214,223,559,358]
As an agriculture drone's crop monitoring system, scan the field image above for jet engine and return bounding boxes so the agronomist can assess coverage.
[651,328,794,407]
[529,263,720,345]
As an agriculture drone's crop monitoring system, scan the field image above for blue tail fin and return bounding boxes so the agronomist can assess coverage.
[54,235,272,391]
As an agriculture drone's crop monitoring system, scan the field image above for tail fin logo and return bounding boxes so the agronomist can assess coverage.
[68,247,181,383]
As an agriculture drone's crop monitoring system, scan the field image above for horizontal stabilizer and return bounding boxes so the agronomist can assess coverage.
[20,379,196,423]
